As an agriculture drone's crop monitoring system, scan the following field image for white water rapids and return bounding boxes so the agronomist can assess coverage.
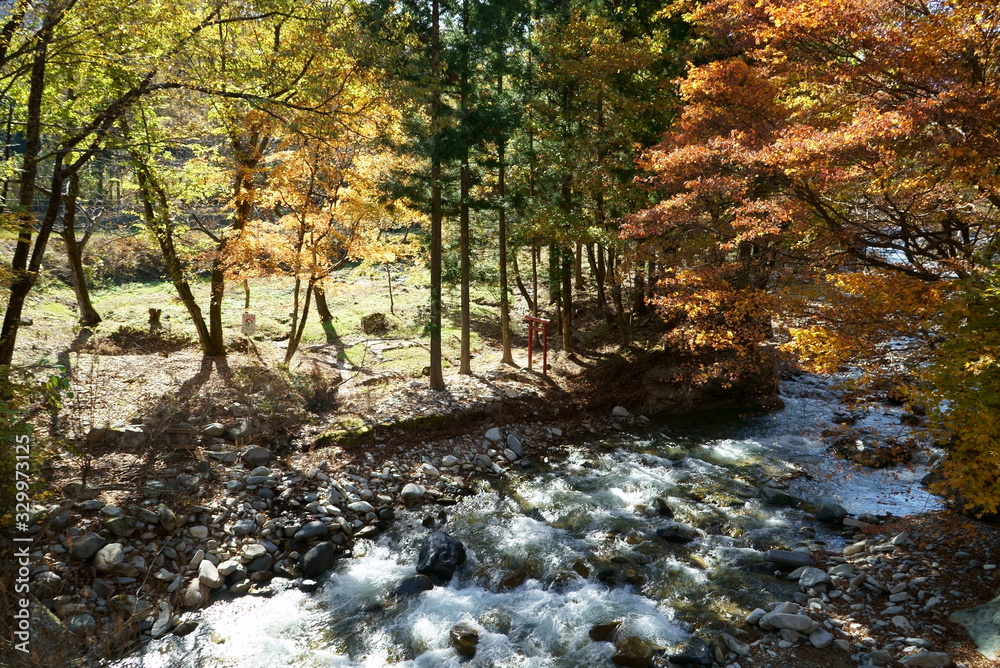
[114,375,941,667]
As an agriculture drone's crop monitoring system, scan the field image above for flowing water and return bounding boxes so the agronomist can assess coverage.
[115,376,941,667]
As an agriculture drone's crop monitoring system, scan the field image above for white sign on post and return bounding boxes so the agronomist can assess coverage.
[241,312,256,336]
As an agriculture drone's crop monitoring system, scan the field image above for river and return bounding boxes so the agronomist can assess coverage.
[113,374,940,667]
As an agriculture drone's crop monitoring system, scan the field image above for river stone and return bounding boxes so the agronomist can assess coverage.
[396,574,434,597]
[667,637,714,665]
[201,423,225,437]
[416,531,467,582]
[951,593,1000,660]
[348,501,375,514]
[506,434,523,457]
[746,608,767,625]
[485,427,503,442]
[105,515,137,538]
[442,455,459,467]
[66,613,97,635]
[612,636,652,667]
[129,505,160,524]
[759,612,816,633]
[764,549,813,568]
[799,567,831,589]
[32,571,63,598]
[173,619,199,636]
[899,653,953,667]
[234,518,256,536]
[721,633,749,656]
[301,542,337,577]
[199,559,224,588]
[94,543,124,572]
[816,503,848,522]
[475,454,494,469]
[589,621,622,642]
[241,445,273,467]
[225,418,250,441]
[294,520,329,541]
[809,627,834,649]
[71,532,106,561]
[611,406,631,418]
[401,483,426,502]
[450,623,479,657]
[762,487,801,507]
[656,522,699,543]
[184,579,204,609]
[189,525,209,540]
[652,497,675,518]
[157,504,179,531]
[151,608,173,639]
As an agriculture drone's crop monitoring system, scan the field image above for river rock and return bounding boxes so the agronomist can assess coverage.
[301,542,336,577]
[475,454,494,469]
[183,579,204,609]
[294,521,329,541]
[721,632,750,656]
[759,612,816,633]
[173,619,199,636]
[416,531,466,582]
[241,445,274,467]
[66,614,97,635]
[485,427,503,442]
[656,522,699,543]
[199,559,224,588]
[157,504,179,531]
[201,423,226,437]
[105,515,137,538]
[652,497,675,518]
[762,487,801,507]
[401,483,426,502]
[667,637,714,665]
[348,501,375,514]
[189,525,209,540]
[816,503,848,522]
[764,549,813,568]
[396,574,434,597]
[899,653,953,667]
[809,627,834,649]
[951,592,1000,660]
[506,434,523,457]
[32,571,62,598]
[442,455,459,467]
[450,623,479,657]
[612,636,652,666]
[71,532,106,561]
[234,518,256,536]
[590,621,622,642]
[799,567,831,589]
[94,543,124,572]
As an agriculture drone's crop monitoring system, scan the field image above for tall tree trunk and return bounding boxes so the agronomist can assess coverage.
[548,243,559,305]
[134,163,223,357]
[575,241,584,290]
[61,173,101,326]
[458,5,471,376]
[511,249,535,313]
[428,0,445,391]
[0,24,50,365]
[561,246,573,353]
[284,278,314,364]
[498,115,514,365]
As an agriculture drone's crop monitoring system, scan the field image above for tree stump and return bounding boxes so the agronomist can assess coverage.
[149,308,162,332]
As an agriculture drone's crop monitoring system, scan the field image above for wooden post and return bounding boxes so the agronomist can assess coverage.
[525,316,551,376]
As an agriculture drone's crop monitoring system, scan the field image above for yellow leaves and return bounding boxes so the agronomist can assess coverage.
[783,325,854,373]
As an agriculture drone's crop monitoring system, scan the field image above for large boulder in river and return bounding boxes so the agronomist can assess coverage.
[301,542,337,577]
[416,531,466,582]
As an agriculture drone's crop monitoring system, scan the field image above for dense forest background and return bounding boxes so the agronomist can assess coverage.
[2,0,1000,515]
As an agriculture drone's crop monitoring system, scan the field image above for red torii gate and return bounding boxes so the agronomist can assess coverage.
[525,315,551,376]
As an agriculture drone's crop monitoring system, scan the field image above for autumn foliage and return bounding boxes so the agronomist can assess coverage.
[627,0,1000,514]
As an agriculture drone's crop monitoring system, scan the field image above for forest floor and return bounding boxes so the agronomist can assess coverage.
[4,265,1000,668]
